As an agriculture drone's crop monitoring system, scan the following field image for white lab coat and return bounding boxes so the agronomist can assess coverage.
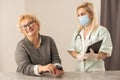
[68,25,113,72]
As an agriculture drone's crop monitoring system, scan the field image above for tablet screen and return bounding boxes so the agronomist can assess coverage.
[86,40,103,53]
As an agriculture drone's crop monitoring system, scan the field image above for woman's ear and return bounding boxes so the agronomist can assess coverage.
[19,28,22,33]
[90,13,93,19]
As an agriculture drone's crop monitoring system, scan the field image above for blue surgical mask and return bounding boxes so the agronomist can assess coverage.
[78,15,90,27]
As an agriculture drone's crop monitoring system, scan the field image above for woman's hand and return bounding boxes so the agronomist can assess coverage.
[53,68,64,77]
[38,64,56,74]
[38,64,64,77]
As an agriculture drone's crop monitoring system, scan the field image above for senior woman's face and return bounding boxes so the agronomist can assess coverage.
[20,19,39,37]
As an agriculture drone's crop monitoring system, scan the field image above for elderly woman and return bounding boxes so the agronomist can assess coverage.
[68,2,113,72]
[15,13,64,77]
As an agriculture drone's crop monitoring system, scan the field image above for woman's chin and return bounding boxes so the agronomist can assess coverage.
[27,32,35,36]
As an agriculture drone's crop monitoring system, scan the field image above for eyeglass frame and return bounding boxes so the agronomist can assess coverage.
[20,20,35,30]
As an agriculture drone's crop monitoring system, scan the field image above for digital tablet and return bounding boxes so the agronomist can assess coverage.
[86,40,103,53]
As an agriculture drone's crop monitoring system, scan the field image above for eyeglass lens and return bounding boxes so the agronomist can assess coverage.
[21,21,34,29]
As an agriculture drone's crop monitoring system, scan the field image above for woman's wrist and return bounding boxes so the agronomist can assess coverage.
[38,65,43,74]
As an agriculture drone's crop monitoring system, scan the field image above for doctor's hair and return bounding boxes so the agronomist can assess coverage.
[76,2,99,33]
[17,13,40,31]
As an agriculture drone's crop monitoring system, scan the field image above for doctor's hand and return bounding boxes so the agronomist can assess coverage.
[76,53,88,61]
[84,48,98,61]
[76,54,84,61]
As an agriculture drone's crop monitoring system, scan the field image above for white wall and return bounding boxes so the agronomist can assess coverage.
[0,0,25,72]
[0,0,101,72]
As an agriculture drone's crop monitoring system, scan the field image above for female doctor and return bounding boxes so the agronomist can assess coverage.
[67,2,113,72]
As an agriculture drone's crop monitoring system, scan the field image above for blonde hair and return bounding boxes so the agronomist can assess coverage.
[76,2,99,33]
[17,13,40,30]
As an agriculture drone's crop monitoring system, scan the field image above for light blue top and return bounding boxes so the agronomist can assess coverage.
[68,26,113,72]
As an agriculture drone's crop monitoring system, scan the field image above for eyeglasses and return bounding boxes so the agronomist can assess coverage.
[20,20,35,30]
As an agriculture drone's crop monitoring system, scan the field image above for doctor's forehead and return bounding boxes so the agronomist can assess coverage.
[77,8,88,16]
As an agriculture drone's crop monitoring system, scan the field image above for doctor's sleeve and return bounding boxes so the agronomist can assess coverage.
[99,28,113,57]
[67,31,77,52]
